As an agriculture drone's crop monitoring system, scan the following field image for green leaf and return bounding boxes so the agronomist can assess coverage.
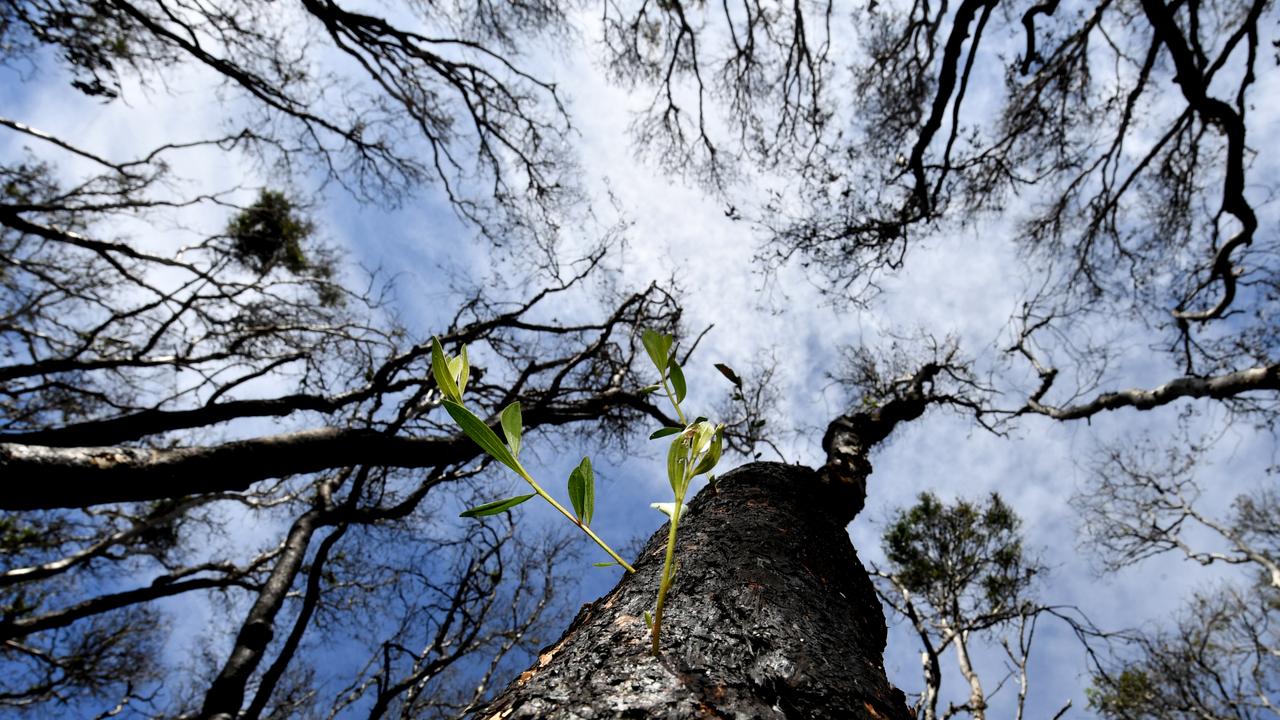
[714,362,743,388]
[691,421,715,453]
[750,419,767,429]
[500,402,522,458]
[459,493,535,518]
[431,338,460,403]
[667,437,687,494]
[669,359,687,403]
[567,456,594,526]
[457,345,470,396]
[639,384,662,395]
[693,425,723,476]
[578,457,594,526]
[642,330,672,372]
[593,561,620,568]
[444,400,521,473]
[649,426,683,440]
[644,610,653,628]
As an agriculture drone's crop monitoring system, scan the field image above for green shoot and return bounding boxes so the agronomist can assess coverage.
[432,338,635,574]
[641,329,725,656]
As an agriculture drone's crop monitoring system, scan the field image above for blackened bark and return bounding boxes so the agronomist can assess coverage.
[477,462,911,720]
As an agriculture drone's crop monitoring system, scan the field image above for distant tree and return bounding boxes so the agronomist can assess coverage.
[872,492,1082,720]
[1079,436,1280,719]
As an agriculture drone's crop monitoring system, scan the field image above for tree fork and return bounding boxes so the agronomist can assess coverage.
[477,462,911,719]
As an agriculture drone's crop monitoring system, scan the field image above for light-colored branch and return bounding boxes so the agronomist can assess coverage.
[1024,363,1277,420]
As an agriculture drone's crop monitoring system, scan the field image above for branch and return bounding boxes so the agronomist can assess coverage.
[1139,0,1261,322]
[1022,363,1278,420]
[0,388,660,510]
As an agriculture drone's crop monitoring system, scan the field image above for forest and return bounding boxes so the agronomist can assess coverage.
[1,0,1277,717]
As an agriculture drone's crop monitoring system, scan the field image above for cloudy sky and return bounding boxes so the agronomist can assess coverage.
[3,1,1276,716]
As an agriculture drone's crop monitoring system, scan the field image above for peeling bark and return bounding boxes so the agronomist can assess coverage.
[477,462,911,720]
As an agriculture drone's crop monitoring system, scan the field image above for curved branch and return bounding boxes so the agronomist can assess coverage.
[1139,0,1261,322]
[1024,363,1278,420]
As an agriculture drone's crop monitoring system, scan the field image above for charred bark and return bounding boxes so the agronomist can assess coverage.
[477,462,911,719]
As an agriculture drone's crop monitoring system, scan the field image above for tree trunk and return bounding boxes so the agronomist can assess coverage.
[477,462,912,719]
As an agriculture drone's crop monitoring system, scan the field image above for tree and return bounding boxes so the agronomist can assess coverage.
[581,0,1278,711]
[1079,436,1280,719]
[1,1,691,715]
[596,0,1278,426]
[4,0,1279,716]
[871,492,1097,720]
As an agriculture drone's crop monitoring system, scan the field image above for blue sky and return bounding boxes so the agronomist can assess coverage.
[3,2,1277,717]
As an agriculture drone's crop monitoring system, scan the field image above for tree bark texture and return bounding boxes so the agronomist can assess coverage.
[477,462,911,719]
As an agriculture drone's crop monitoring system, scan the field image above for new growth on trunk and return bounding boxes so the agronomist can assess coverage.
[477,462,912,719]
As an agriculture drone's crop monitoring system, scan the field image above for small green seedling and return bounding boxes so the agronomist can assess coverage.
[431,338,635,573]
[640,329,725,656]
[435,331,731,655]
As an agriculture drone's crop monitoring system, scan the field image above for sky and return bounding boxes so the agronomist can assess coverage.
[2,1,1277,717]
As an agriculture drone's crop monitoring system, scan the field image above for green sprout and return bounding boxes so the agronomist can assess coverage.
[435,330,732,655]
[431,338,635,573]
[640,329,725,656]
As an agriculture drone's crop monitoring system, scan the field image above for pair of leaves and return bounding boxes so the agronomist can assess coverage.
[664,423,724,495]
[642,330,673,372]
[431,338,469,403]
[447,398,532,519]
[567,456,594,526]
[642,330,687,403]
[444,400,521,474]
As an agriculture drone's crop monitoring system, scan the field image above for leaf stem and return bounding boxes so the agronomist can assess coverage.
[516,466,636,573]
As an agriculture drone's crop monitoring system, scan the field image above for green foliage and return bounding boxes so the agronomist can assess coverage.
[1087,669,1155,718]
[567,457,595,526]
[641,329,673,372]
[432,339,633,571]
[1085,581,1279,720]
[641,329,728,655]
[443,400,520,474]
[883,492,1033,611]
[227,190,315,274]
[434,329,736,654]
[501,402,523,458]
[459,494,536,517]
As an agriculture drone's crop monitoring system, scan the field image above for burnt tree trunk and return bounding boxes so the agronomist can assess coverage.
[477,461,912,719]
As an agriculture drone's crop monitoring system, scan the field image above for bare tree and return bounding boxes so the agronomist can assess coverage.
[1077,436,1280,719]
[0,0,696,715]
[594,0,1278,426]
